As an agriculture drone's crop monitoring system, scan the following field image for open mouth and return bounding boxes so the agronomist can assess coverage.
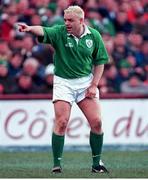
[66,27,72,32]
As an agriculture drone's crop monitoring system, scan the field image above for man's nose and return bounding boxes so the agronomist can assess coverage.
[65,20,69,26]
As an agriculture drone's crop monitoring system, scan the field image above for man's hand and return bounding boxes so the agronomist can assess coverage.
[17,23,44,36]
[85,84,97,98]
[17,23,31,32]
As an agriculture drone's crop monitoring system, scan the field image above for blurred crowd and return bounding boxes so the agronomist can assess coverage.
[0,0,148,95]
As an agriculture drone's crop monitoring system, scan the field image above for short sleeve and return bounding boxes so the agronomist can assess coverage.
[38,25,61,46]
[92,31,109,65]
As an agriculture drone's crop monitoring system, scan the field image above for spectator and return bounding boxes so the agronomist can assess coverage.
[9,34,24,52]
[128,33,145,66]
[127,0,146,24]
[22,57,45,86]
[112,33,129,67]
[114,10,133,33]
[133,13,148,40]
[0,60,15,94]
[126,55,137,68]
[104,64,120,93]
[140,41,148,66]
[8,52,23,77]
[0,41,12,62]
[86,7,115,36]
[0,3,18,42]
[121,73,148,94]
[21,34,35,59]
[30,14,42,26]
[40,63,54,94]
[17,0,35,25]
[12,72,41,94]
[32,44,54,66]
[116,61,132,92]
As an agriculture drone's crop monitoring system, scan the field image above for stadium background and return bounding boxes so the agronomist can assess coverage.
[0,0,148,178]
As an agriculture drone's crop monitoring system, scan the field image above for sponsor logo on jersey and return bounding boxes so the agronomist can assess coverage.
[65,42,74,47]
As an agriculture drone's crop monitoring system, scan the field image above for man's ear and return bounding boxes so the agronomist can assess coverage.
[80,18,84,24]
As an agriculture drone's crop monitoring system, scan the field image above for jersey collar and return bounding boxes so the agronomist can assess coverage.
[67,25,91,38]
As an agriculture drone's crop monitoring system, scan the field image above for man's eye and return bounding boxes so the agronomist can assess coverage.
[64,19,74,23]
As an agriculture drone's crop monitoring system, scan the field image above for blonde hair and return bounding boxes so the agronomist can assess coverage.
[64,5,84,19]
[23,57,39,68]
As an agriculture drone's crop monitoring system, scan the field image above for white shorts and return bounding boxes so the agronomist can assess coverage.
[53,74,99,105]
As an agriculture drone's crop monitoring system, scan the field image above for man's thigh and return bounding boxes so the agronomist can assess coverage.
[77,98,102,123]
[54,100,71,119]
[53,100,72,134]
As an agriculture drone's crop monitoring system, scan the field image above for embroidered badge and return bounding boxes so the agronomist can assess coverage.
[86,39,93,48]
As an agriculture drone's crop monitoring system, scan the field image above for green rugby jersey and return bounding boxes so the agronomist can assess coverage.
[38,25,109,79]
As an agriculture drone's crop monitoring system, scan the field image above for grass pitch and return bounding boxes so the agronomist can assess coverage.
[0,150,148,178]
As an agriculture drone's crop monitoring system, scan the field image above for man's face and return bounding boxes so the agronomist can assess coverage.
[64,12,83,35]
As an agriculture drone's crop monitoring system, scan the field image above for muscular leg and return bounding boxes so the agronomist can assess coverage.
[77,98,103,167]
[53,100,71,135]
[52,100,71,168]
[77,97,102,134]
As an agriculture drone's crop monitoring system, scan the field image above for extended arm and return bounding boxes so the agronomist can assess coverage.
[17,23,44,36]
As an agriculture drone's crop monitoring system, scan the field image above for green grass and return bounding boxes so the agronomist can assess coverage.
[0,150,148,178]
